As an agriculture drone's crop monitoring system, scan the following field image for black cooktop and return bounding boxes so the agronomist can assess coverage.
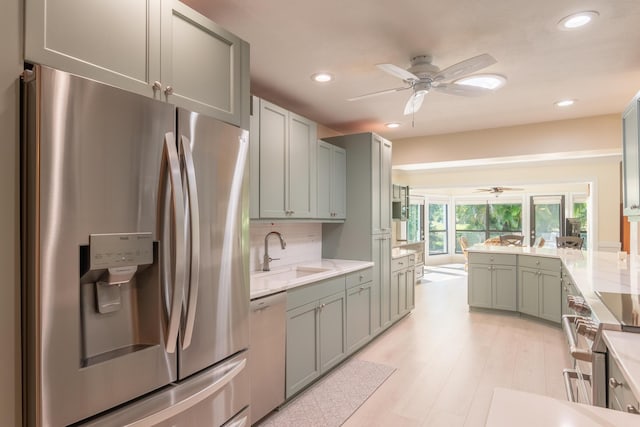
[596,291,640,332]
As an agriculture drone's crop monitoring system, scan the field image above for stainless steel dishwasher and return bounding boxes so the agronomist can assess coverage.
[249,291,286,424]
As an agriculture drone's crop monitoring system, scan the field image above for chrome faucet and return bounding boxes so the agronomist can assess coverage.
[263,231,286,271]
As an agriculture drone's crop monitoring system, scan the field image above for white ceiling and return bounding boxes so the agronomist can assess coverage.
[186,0,640,140]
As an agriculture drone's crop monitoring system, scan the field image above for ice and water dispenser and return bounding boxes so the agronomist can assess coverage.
[79,233,160,367]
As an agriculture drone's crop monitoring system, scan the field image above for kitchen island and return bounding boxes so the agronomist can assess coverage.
[469,245,640,420]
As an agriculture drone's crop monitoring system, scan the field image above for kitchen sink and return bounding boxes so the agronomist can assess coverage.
[252,266,331,284]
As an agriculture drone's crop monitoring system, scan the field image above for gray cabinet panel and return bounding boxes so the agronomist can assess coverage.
[257,99,316,219]
[249,96,260,219]
[285,301,319,398]
[492,265,517,311]
[259,100,288,218]
[390,271,400,321]
[518,267,540,317]
[372,235,391,333]
[468,264,493,308]
[316,140,345,220]
[406,267,415,310]
[539,271,561,323]
[26,0,248,127]
[25,0,160,95]
[346,282,373,353]
[319,292,346,372]
[288,113,316,218]
[623,92,640,217]
[161,1,247,126]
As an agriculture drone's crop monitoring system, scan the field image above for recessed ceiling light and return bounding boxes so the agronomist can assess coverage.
[454,74,506,90]
[558,11,599,30]
[555,99,576,107]
[311,72,334,83]
[385,122,401,129]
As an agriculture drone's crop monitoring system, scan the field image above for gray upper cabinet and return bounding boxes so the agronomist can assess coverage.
[25,0,248,127]
[258,99,317,219]
[317,141,346,220]
[622,91,640,218]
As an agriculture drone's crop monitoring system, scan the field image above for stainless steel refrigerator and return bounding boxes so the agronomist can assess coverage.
[22,65,250,426]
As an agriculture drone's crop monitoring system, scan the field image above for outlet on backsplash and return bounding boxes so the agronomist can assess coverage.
[249,223,322,272]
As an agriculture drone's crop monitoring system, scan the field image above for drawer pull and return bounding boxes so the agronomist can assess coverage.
[609,378,622,389]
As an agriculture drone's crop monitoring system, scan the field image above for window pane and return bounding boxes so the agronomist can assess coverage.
[428,203,448,255]
[455,231,485,252]
[455,204,486,231]
[429,231,447,254]
[488,203,522,231]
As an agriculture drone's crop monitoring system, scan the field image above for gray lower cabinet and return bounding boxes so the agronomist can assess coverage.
[285,276,346,398]
[517,256,562,323]
[25,0,248,127]
[468,253,517,311]
[390,254,416,320]
[346,276,373,353]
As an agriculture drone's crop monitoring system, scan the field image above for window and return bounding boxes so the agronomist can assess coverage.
[455,201,523,252]
[571,194,588,249]
[428,203,448,255]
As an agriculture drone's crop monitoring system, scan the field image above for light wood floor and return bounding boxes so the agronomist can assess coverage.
[344,272,571,426]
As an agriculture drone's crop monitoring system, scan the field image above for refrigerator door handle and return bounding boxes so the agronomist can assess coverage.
[159,132,188,354]
[179,135,200,350]
[125,357,247,426]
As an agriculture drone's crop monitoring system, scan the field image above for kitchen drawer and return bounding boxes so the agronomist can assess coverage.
[391,256,411,272]
[287,275,346,310]
[519,255,560,271]
[608,354,640,414]
[346,268,373,289]
[468,252,516,266]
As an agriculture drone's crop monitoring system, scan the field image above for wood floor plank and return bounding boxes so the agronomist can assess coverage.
[348,274,570,426]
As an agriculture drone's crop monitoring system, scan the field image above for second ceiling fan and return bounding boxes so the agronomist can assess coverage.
[348,53,498,115]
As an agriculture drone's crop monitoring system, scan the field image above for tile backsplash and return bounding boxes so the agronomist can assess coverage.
[249,222,322,272]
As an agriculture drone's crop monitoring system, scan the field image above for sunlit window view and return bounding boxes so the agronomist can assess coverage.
[428,203,448,255]
[454,202,522,253]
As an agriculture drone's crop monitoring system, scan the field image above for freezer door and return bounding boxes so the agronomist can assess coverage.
[23,65,178,426]
[80,351,250,427]
[176,108,250,378]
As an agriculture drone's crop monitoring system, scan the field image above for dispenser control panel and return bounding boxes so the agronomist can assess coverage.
[89,233,153,269]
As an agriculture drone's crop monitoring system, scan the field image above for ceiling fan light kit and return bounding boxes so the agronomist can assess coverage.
[348,53,503,116]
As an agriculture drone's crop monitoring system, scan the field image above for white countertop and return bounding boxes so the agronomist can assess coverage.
[391,247,416,259]
[603,330,640,403]
[250,258,374,299]
[485,388,640,427]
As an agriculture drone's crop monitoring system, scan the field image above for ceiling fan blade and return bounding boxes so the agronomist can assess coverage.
[431,82,492,97]
[376,63,420,81]
[500,187,524,191]
[403,92,425,115]
[433,53,496,82]
[347,86,410,101]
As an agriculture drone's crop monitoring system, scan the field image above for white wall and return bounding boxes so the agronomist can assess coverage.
[249,222,322,272]
[0,0,22,424]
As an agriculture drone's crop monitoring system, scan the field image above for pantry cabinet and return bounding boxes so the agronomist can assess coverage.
[25,0,248,127]
[317,141,347,220]
[622,91,640,218]
[258,99,317,219]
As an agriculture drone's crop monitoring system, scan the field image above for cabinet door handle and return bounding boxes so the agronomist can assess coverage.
[609,378,622,389]
[630,205,640,210]
[153,81,162,91]
[164,85,174,96]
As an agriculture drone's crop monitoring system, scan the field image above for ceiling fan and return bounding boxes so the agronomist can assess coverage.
[348,53,497,115]
[475,186,524,196]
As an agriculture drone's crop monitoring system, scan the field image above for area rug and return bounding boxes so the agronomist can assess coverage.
[258,358,395,427]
